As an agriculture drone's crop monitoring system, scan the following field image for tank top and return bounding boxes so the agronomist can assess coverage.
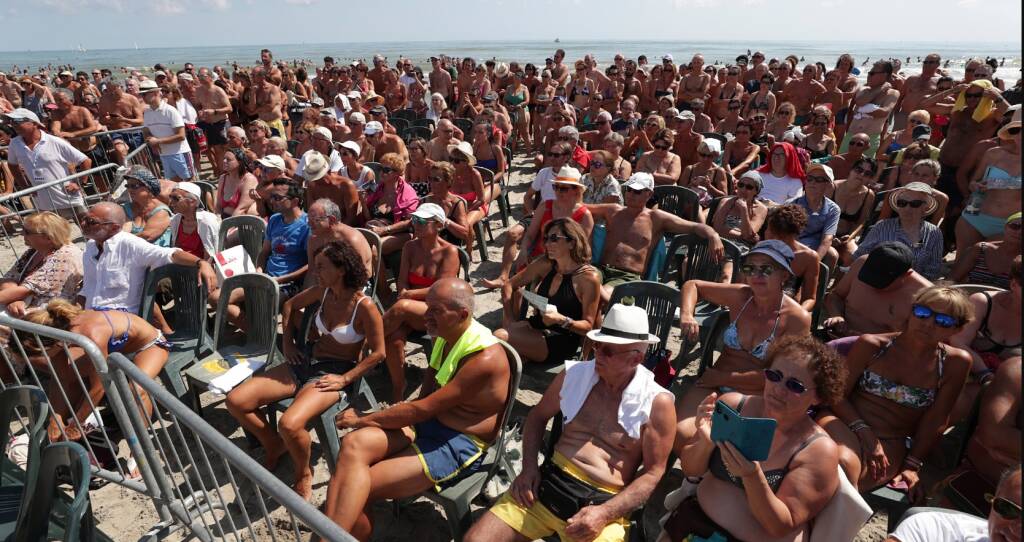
[531,201,589,257]
[175,221,205,259]
[123,202,172,247]
[527,265,590,334]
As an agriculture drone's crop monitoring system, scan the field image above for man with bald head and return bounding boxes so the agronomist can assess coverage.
[426,119,460,161]
[324,277,511,540]
[79,201,216,314]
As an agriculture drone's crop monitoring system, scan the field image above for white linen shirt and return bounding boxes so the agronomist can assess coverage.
[81,231,178,313]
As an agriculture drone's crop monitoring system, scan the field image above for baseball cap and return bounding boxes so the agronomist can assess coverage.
[676,110,696,122]
[369,105,387,115]
[177,73,194,82]
[349,112,366,124]
[2,108,42,126]
[59,70,73,77]
[622,172,654,192]
[364,121,383,135]
[311,126,333,142]
[255,154,286,171]
[310,97,325,107]
[662,54,673,63]
[911,124,932,141]
[336,140,361,155]
[411,202,447,225]
[744,240,795,275]
[858,242,914,290]
[319,109,338,120]
[154,70,167,78]
[138,79,160,93]
[346,90,361,99]
[806,163,835,182]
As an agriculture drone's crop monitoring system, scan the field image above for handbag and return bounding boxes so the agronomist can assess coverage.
[536,461,613,521]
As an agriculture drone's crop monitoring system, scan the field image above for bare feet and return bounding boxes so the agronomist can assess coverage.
[293,469,313,501]
[262,441,287,472]
[479,276,506,290]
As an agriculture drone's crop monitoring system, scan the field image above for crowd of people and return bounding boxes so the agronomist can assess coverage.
[0,46,1021,542]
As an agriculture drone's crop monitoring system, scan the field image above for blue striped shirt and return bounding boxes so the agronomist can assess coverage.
[854,218,944,279]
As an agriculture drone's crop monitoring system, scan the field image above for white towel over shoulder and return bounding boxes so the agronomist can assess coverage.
[559,359,671,440]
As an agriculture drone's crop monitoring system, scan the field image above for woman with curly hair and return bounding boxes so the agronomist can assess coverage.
[226,240,385,500]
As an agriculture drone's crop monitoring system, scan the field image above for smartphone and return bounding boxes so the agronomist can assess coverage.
[710,400,777,462]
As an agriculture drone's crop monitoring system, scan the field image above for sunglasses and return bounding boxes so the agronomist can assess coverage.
[624,187,648,195]
[698,152,716,158]
[764,368,807,394]
[740,264,775,277]
[654,144,671,151]
[554,185,578,193]
[81,217,118,227]
[895,199,927,209]
[912,304,961,328]
[751,116,767,122]
[168,195,185,203]
[380,166,395,174]
[591,161,606,168]
[126,182,147,190]
[543,233,571,243]
[908,119,924,126]
[737,182,759,191]
[806,175,832,184]
[268,194,290,202]
[989,495,1022,521]
[411,216,435,226]
[849,140,869,147]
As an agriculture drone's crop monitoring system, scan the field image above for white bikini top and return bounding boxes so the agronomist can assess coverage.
[315,291,367,344]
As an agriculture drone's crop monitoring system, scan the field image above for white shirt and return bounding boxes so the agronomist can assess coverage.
[759,172,804,204]
[890,510,989,542]
[175,97,198,125]
[296,149,343,179]
[143,100,190,156]
[331,106,348,126]
[530,167,558,204]
[81,231,178,313]
[560,359,670,439]
[6,132,87,211]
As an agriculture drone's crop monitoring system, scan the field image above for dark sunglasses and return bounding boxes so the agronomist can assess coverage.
[912,304,961,328]
[548,152,569,158]
[737,182,758,191]
[989,495,1022,521]
[554,185,578,193]
[740,263,775,277]
[591,161,606,168]
[764,368,807,394]
[895,199,927,209]
[806,175,832,184]
[543,233,571,243]
[654,144,671,151]
[849,140,868,147]
[698,152,716,158]
[81,217,118,227]
[380,166,395,174]
[624,187,648,195]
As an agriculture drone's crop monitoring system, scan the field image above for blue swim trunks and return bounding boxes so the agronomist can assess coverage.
[109,130,145,151]
[411,418,488,491]
[961,212,1009,239]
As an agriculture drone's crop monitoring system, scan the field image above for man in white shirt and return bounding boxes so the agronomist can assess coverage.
[140,80,194,181]
[78,202,216,314]
[3,108,89,218]
[887,465,1020,542]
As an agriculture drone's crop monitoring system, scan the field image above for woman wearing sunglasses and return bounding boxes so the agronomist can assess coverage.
[664,335,843,542]
[636,128,681,187]
[799,109,836,161]
[876,109,931,163]
[676,240,812,447]
[122,165,173,247]
[404,138,434,199]
[831,157,877,266]
[680,139,728,219]
[951,214,1021,290]
[493,219,599,365]
[955,108,1022,259]
[447,141,489,253]
[879,141,937,193]
[380,203,460,402]
[853,183,944,280]
[361,152,419,256]
[820,285,972,500]
[712,170,767,258]
[421,162,471,245]
[878,158,949,226]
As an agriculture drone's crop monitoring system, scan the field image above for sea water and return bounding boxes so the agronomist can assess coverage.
[2,39,1020,83]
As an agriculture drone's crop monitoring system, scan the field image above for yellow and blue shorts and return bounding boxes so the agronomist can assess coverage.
[411,418,488,491]
[490,452,629,542]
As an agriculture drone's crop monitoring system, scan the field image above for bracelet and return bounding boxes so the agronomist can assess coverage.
[560,317,573,329]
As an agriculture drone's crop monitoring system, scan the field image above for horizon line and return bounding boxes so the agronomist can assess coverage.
[2,38,1021,55]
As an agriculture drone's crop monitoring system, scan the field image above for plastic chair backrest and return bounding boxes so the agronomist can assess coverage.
[357,228,383,295]
[404,126,432,142]
[392,109,419,123]
[212,273,280,362]
[413,118,436,131]
[453,117,474,135]
[474,166,497,204]
[810,261,830,330]
[457,247,471,281]
[14,441,94,542]
[287,139,299,155]
[0,386,49,489]
[608,281,681,355]
[193,180,217,211]
[217,215,266,262]
[697,310,731,376]
[706,196,726,226]
[652,185,700,223]
[138,264,209,346]
[503,146,513,169]
[388,117,410,133]
[484,340,523,482]
[661,233,739,285]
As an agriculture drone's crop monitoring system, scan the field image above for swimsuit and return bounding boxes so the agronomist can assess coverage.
[708,396,826,491]
[722,296,784,361]
[966,245,1012,290]
[527,266,590,364]
[123,203,173,247]
[314,292,367,345]
[838,190,868,223]
[858,340,945,409]
[971,292,1022,370]
[407,271,438,289]
[100,310,169,353]
[217,179,243,218]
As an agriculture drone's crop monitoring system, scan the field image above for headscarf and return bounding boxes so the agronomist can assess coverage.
[952,80,995,123]
[124,165,161,196]
[758,142,806,181]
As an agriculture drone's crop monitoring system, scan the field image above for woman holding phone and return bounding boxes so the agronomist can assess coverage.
[818,285,972,499]
[664,335,843,541]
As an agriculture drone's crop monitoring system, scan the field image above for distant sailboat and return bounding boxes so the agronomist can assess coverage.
[77,44,86,53]
[134,42,139,50]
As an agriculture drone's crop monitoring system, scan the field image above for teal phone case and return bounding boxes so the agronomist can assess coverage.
[709,399,777,461]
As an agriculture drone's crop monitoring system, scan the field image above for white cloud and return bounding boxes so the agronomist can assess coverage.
[202,0,231,9]
[284,0,318,4]
[673,0,720,8]
[741,0,765,5]
[151,0,185,14]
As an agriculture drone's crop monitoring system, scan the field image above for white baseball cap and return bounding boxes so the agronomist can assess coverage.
[2,108,42,126]
[411,202,448,226]
[622,172,654,192]
[364,121,383,135]
[255,154,286,171]
[336,140,361,155]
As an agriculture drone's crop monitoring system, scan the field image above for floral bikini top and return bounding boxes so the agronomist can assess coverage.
[858,340,945,409]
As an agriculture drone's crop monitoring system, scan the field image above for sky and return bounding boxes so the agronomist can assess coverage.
[0,0,1020,51]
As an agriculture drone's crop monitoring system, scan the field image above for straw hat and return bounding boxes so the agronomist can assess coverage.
[997,108,1022,140]
[447,140,477,165]
[889,182,938,216]
[551,165,585,190]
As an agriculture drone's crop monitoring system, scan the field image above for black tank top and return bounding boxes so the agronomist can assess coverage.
[527,265,589,334]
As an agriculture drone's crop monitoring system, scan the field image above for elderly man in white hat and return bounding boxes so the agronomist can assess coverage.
[466,300,675,542]
[168,181,222,264]
[303,150,359,224]
[297,126,343,180]
[3,107,89,219]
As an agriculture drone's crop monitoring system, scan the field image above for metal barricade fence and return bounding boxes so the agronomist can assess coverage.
[0,313,356,541]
